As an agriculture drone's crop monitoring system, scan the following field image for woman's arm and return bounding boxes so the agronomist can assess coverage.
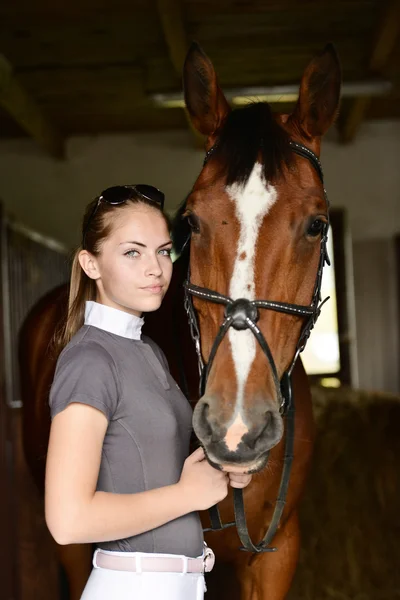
[45,402,227,545]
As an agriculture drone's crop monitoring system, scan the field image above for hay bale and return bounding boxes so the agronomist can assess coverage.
[288,386,400,600]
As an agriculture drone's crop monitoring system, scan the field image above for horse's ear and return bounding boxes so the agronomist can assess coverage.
[183,42,231,137]
[291,44,341,138]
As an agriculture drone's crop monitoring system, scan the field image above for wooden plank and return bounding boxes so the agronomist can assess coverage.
[0,18,159,69]
[20,66,144,97]
[352,239,399,393]
[0,108,188,137]
[329,210,352,386]
[396,235,400,393]
[185,0,377,18]
[0,204,20,600]
[0,54,64,158]
[156,0,205,147]
[339,0,400,143]
[0,0,151,21]
[368,92,400,118]
[40,107,187,135]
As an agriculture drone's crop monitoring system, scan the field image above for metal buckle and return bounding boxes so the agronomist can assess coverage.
[202,547,215,573]
[92,548,100,569]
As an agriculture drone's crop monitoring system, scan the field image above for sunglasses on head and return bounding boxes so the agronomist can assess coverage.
[82,184,165,249]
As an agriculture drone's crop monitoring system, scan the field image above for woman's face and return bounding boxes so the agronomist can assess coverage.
[85,204,173,316]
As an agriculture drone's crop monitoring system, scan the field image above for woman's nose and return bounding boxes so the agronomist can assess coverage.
[145,255,163,277]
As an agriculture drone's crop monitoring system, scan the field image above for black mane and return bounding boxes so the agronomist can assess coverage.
[171,193,191,257]
[171,102,293,255]
[215,102,293,186]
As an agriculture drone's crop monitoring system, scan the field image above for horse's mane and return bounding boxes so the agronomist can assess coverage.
[171,102,294,255]
[171,194,191,257]
[214,101,293,186]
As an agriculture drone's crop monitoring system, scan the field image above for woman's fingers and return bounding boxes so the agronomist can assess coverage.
[186,446,205,463]
[228,473,252,488]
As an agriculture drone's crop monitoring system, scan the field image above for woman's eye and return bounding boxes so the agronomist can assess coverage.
[187,213,200,234]
[125,249,140,258]
[158,248,172,257]
[307,218,326,237]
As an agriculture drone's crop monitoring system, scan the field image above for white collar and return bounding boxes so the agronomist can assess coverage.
[84,301,144,340]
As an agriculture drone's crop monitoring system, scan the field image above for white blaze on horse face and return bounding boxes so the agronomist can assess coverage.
[224,162,277,451]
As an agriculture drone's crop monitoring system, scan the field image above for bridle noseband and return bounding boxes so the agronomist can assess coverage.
[183,140,330,553]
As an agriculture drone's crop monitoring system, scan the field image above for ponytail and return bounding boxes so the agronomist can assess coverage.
[53,248,96,353]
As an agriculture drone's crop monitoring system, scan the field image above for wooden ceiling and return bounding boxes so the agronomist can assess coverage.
[0,0,399,157]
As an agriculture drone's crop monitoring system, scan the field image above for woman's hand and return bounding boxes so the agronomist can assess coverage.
[228,473,252,489]
[178,447,229,511]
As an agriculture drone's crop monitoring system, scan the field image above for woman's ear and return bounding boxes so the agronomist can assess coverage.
[78,250,101,280]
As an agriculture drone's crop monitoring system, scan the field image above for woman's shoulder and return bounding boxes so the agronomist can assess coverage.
[57,326,116,370]
[50,327,121,420]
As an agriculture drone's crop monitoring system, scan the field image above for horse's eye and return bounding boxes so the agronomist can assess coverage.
[307,218,325,237]
[187,213,200,234]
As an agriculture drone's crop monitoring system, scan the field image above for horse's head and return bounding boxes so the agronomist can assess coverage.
[181,43,341,473]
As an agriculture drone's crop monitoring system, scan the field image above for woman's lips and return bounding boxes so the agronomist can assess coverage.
[142,284,163,294]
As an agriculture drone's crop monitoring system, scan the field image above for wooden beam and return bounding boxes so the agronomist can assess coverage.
[156,0,205,147]
[0,55,64,158]
[157,0,188,75]
[339,0,400,143]
[339,96,373,144]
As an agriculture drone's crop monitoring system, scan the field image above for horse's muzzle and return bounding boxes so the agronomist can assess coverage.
[193,395,284,470]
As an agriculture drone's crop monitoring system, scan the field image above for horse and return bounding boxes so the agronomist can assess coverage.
[19,42,341,600]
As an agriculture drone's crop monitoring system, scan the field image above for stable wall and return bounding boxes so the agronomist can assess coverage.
[0,120,399,393]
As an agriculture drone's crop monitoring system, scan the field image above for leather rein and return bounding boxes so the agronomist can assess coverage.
[183,140,330,553]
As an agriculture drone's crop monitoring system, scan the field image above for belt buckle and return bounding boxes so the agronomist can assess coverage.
[92,548,101,569]
[202,547,215,573]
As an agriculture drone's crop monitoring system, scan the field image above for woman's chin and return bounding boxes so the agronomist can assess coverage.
[140,298,164,313]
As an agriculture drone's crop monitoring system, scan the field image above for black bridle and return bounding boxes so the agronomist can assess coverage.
[183,140,330,553]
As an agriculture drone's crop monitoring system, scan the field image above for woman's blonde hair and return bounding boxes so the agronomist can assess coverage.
[54,191,169,353]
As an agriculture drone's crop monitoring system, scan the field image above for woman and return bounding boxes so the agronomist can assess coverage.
[45,184,250,599]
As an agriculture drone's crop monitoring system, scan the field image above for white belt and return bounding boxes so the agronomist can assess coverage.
[93,546,215,574]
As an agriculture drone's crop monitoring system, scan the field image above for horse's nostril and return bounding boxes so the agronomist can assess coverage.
[200,403,212,437]
[259,411,272,437]
[246,435,257,451]
[247,412,273,450]
[197,402,224,443]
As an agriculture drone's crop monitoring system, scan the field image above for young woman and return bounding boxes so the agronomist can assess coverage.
[45,184,251,600]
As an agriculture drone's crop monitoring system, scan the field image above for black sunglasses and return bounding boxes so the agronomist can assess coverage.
[82,184,165,249]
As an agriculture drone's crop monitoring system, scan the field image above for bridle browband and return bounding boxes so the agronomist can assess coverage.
[183,139,330,553]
